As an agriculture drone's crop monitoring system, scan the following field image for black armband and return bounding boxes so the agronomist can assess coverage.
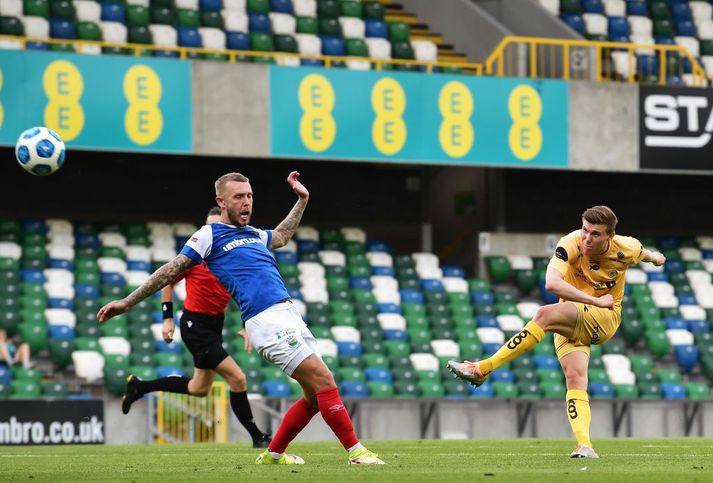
[162,302,174,320]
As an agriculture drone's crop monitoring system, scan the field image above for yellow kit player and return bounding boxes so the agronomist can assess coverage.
[449,206,666,458]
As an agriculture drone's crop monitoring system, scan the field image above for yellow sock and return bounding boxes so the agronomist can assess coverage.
[478,321,545,374]
[566,389,592,447]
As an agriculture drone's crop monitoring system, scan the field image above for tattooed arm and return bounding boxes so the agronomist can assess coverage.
[97,254,196,322]
[271,171,309,250]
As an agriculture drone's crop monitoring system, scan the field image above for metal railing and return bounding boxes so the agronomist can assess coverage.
[0,35,483,74]
[484,35,708,86]
[148,381,228,444]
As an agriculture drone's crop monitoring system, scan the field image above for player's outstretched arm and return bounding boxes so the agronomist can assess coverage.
[545,266,614,309]
[97,255,196,322]
[641,248,666,267]
[271,171,309,249]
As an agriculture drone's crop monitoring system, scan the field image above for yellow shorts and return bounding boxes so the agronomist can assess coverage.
[554,303,621,360]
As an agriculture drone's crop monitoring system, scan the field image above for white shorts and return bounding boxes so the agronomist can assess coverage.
[245,300,321,376]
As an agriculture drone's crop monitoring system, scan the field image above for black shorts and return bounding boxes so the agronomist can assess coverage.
[180,309,230,370]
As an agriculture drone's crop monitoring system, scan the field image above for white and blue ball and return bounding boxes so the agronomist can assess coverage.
[15,127,66,176]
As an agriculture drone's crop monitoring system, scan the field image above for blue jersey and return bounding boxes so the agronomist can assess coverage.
[180,222,290,321]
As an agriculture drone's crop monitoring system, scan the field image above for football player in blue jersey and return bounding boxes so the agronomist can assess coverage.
[98,171,384,465]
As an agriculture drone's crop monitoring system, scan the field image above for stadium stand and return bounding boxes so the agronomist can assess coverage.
[0,218,710,401]
[0,0,473,72]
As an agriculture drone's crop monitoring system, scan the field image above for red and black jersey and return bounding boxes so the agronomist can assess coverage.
[174,262,231,316]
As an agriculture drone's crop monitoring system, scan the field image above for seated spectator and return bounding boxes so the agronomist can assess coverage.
[0,329,32,369]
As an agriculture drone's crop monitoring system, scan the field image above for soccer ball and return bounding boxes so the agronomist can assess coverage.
[15,127,66,176]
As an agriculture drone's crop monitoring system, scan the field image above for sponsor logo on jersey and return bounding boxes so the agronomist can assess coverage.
[617,251,625,259]
[555,246,568,262]
[608,270,618,278]
[222,237,262,252]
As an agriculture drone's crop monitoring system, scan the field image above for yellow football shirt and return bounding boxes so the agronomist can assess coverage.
[548,230,646,312]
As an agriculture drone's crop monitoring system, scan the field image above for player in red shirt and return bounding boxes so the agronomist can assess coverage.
[121,207,271,448]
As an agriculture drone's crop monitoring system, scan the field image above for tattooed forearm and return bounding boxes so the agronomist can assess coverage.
[271,198,308,249]
[123,254,196,308]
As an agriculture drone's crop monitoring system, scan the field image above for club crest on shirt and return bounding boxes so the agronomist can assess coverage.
[608,270,619,278]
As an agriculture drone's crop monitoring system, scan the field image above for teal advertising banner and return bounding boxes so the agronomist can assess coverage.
[270,66,568,167]
[0,50,191,152]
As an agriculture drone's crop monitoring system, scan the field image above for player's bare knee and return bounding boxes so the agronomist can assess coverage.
[190,386,211,397]
[531,306,552,330]
[563,366,588,388]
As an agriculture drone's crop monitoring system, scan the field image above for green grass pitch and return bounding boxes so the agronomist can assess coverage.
[2,438,712,482]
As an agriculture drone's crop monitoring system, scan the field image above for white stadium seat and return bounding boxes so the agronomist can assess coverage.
[270,12,296,35]
[99,232,127,249]
[431,339,460,358]
[24,16,51,38]
[45,283,75,300]
[331,326,361,343]
[45,309,76,327]
[410,353,439,372]
[377,313,407,331]
[274,239,297,253]
[126,245,151,263]
[537,0,559,16]
[497,315,525,332]
[508,255,533,271]
[691,1,713,22]
[675,36,700,57]
[0,242,21,260]
[48,244,75,261]
[679,304,706,320]
[442,277,468,293]
[151,323,182,342]
[477,327,505,345]
[517,302,540,320]
[341,227,367,243]
[679,247,703,261]
[0,0,22,16]
[199,27,226,49]
[296,33,321,56]
[173,223,197,237]
[151,246,177,262]
[666,329,694,346]
[316,338,338,358]
[365,38,391,59]
[223,10,248,31]
[74,0,101,22]
[339,17,365,38]
[367,252,393,267]
[175,0,198,8]
[583,13,608,36]
[298,261,325,277]
[294,0,317,17]
[73,351,105,383]
[412,40,438,62]
[626,268,648,284]
[296,226,319,241]
[628,15,652,36]
[99,336,131,356]
[603,0,625,16]
[319,250,346,267]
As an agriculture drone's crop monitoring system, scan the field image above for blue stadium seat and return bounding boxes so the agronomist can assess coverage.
[366,240,390,253]
[48,298,74,310]
[533,354,558,370]
[610,35,631,45]
[382,329,407,341]
[0,366,11,384]
[476,315,499,329]
[341,381,369,397]
[702,249,713,259]
[75,284,99,299]
[688,320,710,333]
[274,251,297,264]
[538,280,559,304]
[321,35,345,55]
[152,311,165,324]
[200,0,223,12]
[76,233,100,248]
[300,58,324,66]
[647,272,668,282]
[666,74,683,85]
[441,266,465,278]
[589,382,615,399]
[48,325,75,340]
[21,220,46,234]
[249,13,271,33]
[655,36,675,45]
[350,277,372,290]
[26,42,49,50]
[127,261,151,272]
[365,19,387,38]
[288,288,303,300]
[482,343,501,356]
[296,239,320,253]
[665,318,687,330]
[178,27,202,48]
[155,340,182,354]
[661,382,685,400]
[674,345,698,372]
[101,3,125,22]
[421,279,444,292]
[156,366,185,378]
[48,259,74,270]
[665,260,684,273]
[671,2,692,21]
[627,0,647,16]
[337,341,362,356]
[677,295,697,306]
[101,273,127,286]
[471,291,495,305]
[582,0,604,14]
[50,19,77,39]
[469,381,494,398]
[637,55,659,76]
[270,0,293,13]
[371,266,395,276]
[490,369,515,383]
[263,380,291,397]
[608,16,630,37]
[399,289,423,304]
[561,13,585,35]
[21,270,47,284]
[377,303,401,314]
[658,237,679,249]
[364,367,393,383]
[153,50,181,59]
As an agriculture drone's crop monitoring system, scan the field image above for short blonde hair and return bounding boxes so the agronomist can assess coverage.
[215,172,249,196]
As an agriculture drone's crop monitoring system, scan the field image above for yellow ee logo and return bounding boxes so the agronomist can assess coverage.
[508,85,543,161]
[298,74,336,153]
[124,65,163,146]
[43,60,85,141]
[438,81,474,158]
[371,77,406,156]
